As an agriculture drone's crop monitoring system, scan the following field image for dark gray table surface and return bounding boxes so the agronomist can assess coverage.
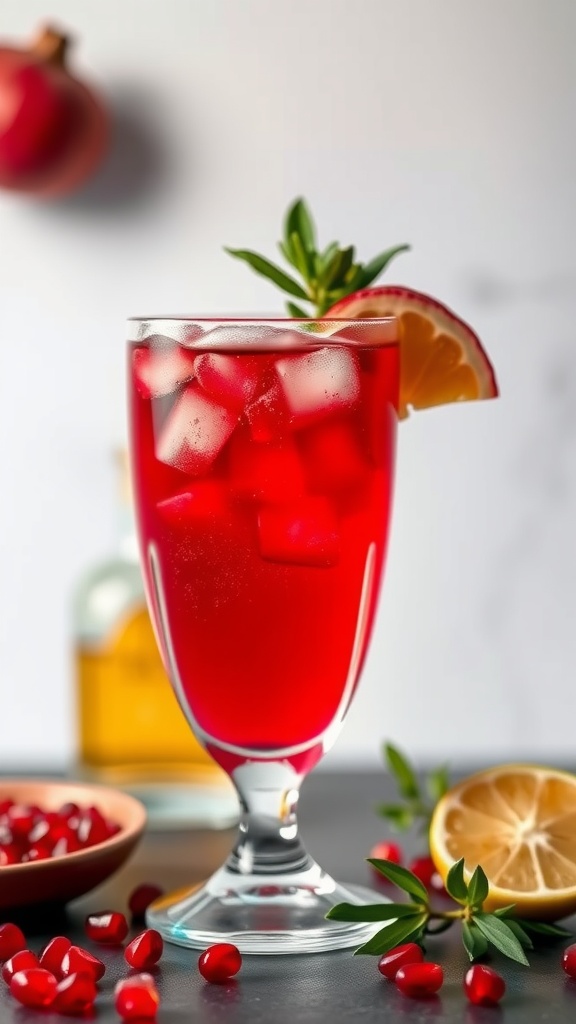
[1,770,575,1022]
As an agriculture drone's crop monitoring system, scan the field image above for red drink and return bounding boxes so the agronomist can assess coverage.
[129,322,398,771]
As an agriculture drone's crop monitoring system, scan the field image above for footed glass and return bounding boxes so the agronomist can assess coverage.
[127,316,398,953]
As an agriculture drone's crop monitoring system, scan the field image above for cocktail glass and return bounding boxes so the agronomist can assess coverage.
[128,316,398,953]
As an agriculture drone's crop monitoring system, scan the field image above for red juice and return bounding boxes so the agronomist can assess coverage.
[129,325,398,768]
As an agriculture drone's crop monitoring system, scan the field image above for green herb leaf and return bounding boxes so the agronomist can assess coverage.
[446,858,468,904]
[367,859,429,904]
[467,865,490,908]
[427,765,450,802]
[354,913,428,956]
[326,901,421,922]
[357,244,411,288]
[285,301,310,319]
[493,905,517,918]
[323,247,355,290]
[384,743,420,801]
[472,913,530,966]
[278,240,296,267]
[505,920,534,950]
[284,197,316,253]
[462,921,489,961]
[518,920,573,941]
[224,249,308,300]
[376,804,415,831]
[289,231,315,282]
[316,241,340,277]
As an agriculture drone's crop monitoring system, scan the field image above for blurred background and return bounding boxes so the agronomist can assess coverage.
[0,0,575,777]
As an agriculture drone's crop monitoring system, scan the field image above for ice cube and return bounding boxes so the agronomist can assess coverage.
[245,380,290,442]
[194,353,261,410]
[157,481,229,524]
[257,497,340,568]
[156,383,238,475]
[133,343,196,399]
[199,324,286,349]
[274,347,361,428]
[229,430,305,502]
[298,419,369,494]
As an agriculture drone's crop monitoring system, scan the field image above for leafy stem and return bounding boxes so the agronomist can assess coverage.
[378,741,450,834]
[225,197,410,317]
[326,858,572,964]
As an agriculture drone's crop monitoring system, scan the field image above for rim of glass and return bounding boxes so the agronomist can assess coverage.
[127,315,398,349]
[127,316,396,324]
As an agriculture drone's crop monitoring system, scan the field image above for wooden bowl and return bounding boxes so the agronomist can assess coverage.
[0,780,146,911]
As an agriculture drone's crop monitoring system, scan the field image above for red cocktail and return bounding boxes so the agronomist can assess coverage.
[128,317,398,953]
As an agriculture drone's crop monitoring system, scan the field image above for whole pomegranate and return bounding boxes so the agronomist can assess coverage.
[0,24,108,197]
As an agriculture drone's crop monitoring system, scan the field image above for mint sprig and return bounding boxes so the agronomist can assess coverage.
[225,197,410,317]
[326,857,572,963]
[378,742,450,834]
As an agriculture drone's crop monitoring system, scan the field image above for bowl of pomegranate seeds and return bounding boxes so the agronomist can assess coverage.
[0,781,146,910]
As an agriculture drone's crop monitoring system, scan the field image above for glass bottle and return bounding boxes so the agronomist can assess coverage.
[72,451,238,827]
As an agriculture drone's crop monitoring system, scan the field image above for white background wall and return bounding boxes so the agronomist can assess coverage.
[1,0,575,771]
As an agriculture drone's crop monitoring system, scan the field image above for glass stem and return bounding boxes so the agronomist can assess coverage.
[225,761,312,876]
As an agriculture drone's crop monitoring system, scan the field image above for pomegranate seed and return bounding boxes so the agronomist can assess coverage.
[464,964,506,1006]
[0,923,26,960]
[2,949,39,983]
[115,974,160,1020]
[58,802,80,820]
[10,967,57,1009]
[0,799,14,815]
[128,883,164,920]
[563,943,576,978]
[60,945,105,981]
[53,972,98,1015]
[198,943,242,983]
[52,833,82,857]
[409,856,446,895]
[377,943,424,980]
[125,929,163,970]
[395,962,444,998]
[7,805,35,839]
[77,806,111,847]
[39,936,71,978]
[0,845,20,866]
[22,843,52,862]
[369,840,403,888]
[369,840,402,864]
[85,910,129,944]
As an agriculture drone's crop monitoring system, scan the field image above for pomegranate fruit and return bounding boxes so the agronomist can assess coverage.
[0,23,108,197]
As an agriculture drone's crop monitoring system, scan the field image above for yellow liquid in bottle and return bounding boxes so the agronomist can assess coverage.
[78,605,218,782]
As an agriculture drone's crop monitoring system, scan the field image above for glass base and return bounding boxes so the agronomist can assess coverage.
[146,861,389,954]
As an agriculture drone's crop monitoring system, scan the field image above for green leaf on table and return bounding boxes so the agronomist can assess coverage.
[467,865,490,908]
[493,904,517,918]
[446,858,468,904]
[326,901,420,922]
[505,920,534,950]
[462,920,489,961]
[427,764,450,802]
[376,804,415,831]
[354,913,428,956]
[357,244,411,288]
[472,913,530,965]
[367,859,429,903]
[285,301,310,319]
[224,249,308,300]
[284,197,316,253]
[384,743,420,800]
[517,920,573,941]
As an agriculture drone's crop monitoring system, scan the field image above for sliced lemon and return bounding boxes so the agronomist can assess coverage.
[430,765,576,920]
[327,285,498,418]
